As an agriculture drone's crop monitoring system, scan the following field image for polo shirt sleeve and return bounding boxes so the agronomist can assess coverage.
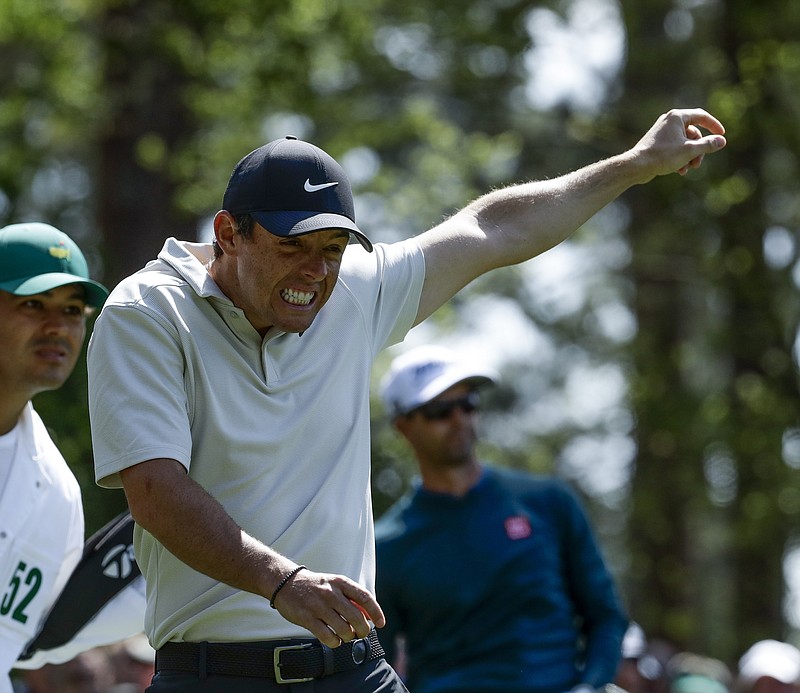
[338,238,425,354]
[88,302,192,489]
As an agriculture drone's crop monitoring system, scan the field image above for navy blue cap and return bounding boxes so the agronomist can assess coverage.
[222,136,373,252]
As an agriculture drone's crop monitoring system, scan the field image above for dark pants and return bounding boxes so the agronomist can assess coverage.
[146,658,409,693]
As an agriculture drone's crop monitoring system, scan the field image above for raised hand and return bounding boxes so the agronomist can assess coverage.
[632,108,727,181]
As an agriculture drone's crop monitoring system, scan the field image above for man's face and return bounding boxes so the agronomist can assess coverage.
[0,284,88,402]
[227,224,349,335]
[398,383,480,467]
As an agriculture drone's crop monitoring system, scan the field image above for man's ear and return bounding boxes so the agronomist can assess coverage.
[213,211,241,256]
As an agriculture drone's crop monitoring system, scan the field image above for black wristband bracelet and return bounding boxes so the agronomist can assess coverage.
[269,565,307,609]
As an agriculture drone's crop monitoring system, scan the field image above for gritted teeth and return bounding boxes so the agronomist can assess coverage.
[281,288,315,306]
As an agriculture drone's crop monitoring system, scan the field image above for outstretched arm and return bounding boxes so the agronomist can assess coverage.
[413,108,726,323]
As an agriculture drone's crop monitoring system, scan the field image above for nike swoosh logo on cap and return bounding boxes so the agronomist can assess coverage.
[304,179,339,193]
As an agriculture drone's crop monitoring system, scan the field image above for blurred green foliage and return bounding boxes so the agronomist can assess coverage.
[1,0,799,666]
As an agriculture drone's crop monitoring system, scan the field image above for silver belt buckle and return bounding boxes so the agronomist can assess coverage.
[273,642,314,684]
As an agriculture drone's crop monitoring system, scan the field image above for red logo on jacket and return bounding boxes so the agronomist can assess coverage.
[504,515,532,540]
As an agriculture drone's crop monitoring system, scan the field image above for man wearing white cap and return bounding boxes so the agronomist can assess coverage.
[736,640,800,693]
[375,345,628,693]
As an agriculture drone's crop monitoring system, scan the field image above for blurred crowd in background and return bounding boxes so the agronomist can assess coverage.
[614,624,800,693]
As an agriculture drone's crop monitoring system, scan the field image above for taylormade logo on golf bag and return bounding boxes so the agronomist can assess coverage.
[101,543,136,579]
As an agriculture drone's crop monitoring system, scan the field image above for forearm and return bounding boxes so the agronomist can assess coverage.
[465,148,641,267]
[121,458,384,646]
[414,108,726,321]
[414,151,639,322]
[121,459,292,601]
[464,107,727,269]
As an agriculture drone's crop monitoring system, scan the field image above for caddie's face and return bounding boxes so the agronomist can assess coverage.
[0,284,88,406]
[235,224,349,335]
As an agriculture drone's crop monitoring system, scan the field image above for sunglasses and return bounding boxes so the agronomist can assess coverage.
[413,391,480,421]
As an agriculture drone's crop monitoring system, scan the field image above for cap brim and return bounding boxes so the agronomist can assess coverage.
[250,210,373,252]
[2,273,109,308]
[404,370,497,415]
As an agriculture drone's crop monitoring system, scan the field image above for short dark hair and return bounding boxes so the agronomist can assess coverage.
[212,214,255,259]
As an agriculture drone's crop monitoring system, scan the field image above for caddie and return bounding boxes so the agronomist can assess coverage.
[0,223,144,693]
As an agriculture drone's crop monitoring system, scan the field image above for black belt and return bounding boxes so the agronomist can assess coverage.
[155,628,385,685]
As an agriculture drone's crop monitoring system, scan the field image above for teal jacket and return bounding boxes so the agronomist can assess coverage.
[375,466,628,693]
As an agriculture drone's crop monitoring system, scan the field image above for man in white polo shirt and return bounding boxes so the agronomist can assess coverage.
[87,110,726,692]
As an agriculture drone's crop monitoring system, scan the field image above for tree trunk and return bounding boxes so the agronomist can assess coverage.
[95,3,198,286]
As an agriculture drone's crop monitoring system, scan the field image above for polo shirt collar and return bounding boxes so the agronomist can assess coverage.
[158,238,228,301]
